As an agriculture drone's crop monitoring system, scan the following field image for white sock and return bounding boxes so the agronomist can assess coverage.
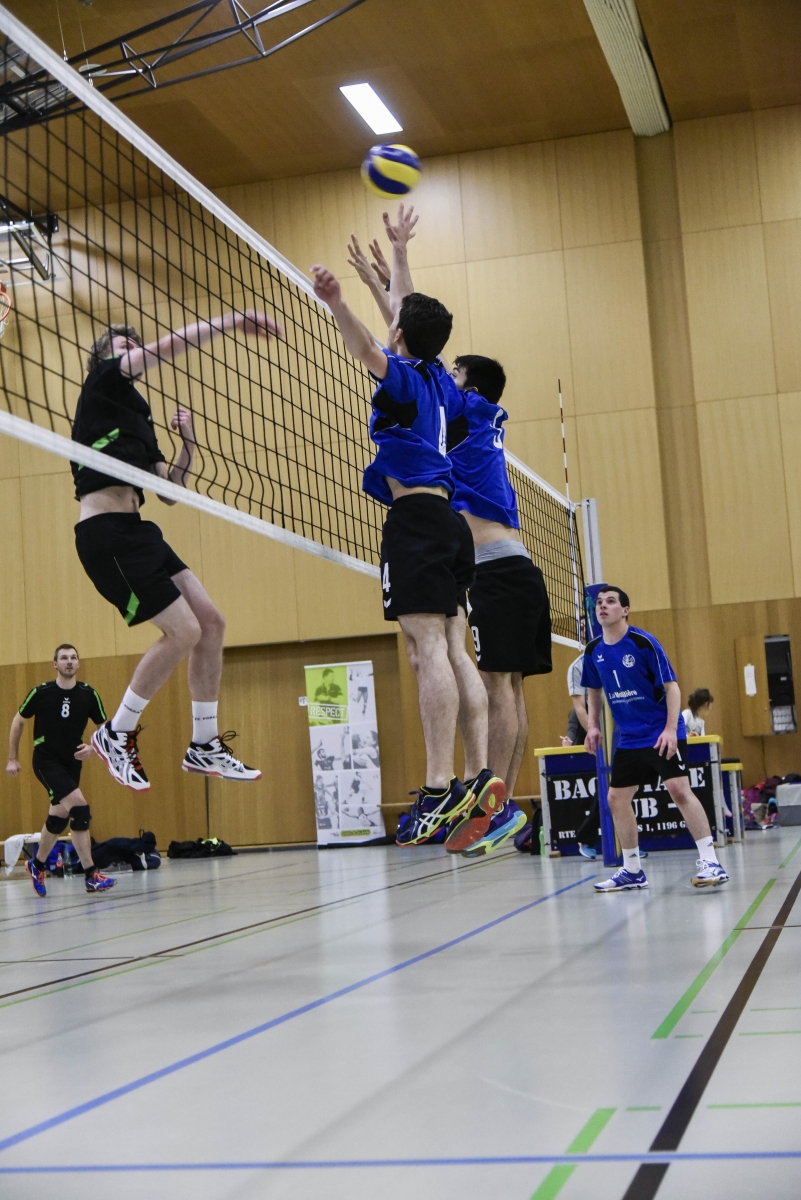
[111,688,149,733]
[696,835,719,864]
[192,701,219,745]
[622,846,641,874]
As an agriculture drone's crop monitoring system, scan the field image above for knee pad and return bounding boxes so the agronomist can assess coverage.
[69,805,91,831]
[45,813,70,834]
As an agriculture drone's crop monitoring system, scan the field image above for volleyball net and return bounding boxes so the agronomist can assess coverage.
[0,8,584,646]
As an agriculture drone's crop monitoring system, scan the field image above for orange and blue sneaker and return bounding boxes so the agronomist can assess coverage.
[445,769,507,854]
[26,858,46,897]
[395,778,472,846]
[85,870,116,893]
[459,801,527,858]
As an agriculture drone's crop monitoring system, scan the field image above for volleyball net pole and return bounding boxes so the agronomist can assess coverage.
[0,4,586,648]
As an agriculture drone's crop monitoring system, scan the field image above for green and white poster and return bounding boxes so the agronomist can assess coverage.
[304,660,385,846]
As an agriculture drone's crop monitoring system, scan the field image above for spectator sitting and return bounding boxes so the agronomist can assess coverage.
[682,688,714,737]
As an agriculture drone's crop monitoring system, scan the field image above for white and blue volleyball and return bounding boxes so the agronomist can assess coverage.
[361,143,421,198]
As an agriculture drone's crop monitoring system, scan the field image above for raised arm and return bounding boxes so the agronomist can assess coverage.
[6,712,26,775]
[383,203,417,316]
[119,309,283,379]
[310,266,388,379]
[347,234,393,328]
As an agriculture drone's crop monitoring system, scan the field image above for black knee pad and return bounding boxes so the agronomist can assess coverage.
[69,805,91,831]
[45,813,70,834]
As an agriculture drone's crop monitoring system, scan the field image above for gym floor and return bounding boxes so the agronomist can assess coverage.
[0,832,799,1199]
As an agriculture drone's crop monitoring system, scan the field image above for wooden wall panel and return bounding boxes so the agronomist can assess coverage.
[459,141,562,260]
[682,224,776,402]
[214,179,276,244]
[465,251,572,422]
[504,416,581,501]
[555,130,641,249]
[199,518,300,647]
[654,406,711,610]
[410,262,472,356]
[294,553,384,642]
[753,105,801,224]
[272,169,369,282]
[763,219,801,394]
[0,432,19,480]
[777,392,801,597]
[564,240,655,416]
[575,408,671,611]
[673,113,762,233]
[0,480,28,666]
[696,394,793,605]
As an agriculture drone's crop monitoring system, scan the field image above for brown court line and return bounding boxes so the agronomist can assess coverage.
[0,851,516,1001]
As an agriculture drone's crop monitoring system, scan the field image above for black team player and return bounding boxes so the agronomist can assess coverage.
[311,209,505,848]
[71,311,280,790]
[6,644,114,895]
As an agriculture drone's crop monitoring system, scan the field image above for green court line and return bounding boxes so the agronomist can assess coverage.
[691,1009,717,1014]
[752,1006,801,1011]
[652,878,776,1039]
[708,1102,801,1108]
[626,1106,661,1112]
[740,1030,801,1036]
[780,836,801,869]
[675,1034,704,1038]
[529,1108,615,1200]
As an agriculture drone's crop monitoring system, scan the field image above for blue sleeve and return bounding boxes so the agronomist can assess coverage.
[650,638,677,685]
[373,353,423,404]
[444,375,466,422]
[581,655,602,689]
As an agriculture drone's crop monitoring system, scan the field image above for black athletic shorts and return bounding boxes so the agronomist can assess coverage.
[380,494,474,621]
[75,512,188,626]
[610,740,689,788]
[468,555,552,677]
[32,751,82,806]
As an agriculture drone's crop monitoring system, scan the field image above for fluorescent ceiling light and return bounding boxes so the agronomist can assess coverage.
[339,84,402,135]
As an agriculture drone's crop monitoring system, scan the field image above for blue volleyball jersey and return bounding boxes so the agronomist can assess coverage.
[363,352,464,506]
[447,391,519,528]
[580,626,686,749]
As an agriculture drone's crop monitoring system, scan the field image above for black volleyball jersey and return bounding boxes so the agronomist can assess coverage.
[71,357,166,505]
[19,680,106,759]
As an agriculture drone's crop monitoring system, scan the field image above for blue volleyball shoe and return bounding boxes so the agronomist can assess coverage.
[593,867,648,892]
[460,801,527,858]
[26,858,46,897]
[691,860,729,888]
[395,778,471,846]
[85,870,116,893]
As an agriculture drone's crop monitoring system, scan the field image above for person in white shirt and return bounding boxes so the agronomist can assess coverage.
[682,688,714,737]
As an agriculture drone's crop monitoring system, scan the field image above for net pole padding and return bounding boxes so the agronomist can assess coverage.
[0,409,379,579]
[0,3,323,306]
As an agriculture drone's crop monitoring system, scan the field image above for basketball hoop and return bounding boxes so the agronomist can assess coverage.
[0,282,11,339]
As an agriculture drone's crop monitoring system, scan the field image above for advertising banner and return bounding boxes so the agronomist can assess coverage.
[304,660,386,846]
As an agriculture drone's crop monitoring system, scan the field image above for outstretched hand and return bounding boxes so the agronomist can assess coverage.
[383,203,417,248]
[237,309,284,340]
[346,235,379,286]
[368,239,391,287]
[171,406,195,444]
[310,264,342,307]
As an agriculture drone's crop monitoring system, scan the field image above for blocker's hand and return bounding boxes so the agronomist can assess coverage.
[171,406,195,445]
[347,234,378,286]
[654,727,678,758]
[383,203,418,248]
[584,725,602,754]
[310,265,342,307]
[238,309,284,341]
[368,238,391,287]
[74,743,94,761]
[5,758,21,776]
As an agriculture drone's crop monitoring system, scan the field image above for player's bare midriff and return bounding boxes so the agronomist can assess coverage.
[386,477,449,502]
[78,484,141,521]
[461,511,522,547]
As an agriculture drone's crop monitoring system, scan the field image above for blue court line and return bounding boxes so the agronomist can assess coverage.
[1,1150,800,1173]
[0,875,591,1155]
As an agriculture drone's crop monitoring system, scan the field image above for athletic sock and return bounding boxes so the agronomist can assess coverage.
[111,688,149,733]
[622,846,641,874]
[33,857,46,872]
[696,835,719,864]
[84,864,97,877]
[192,701,219,745]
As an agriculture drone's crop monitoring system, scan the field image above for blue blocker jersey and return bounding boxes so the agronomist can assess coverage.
[362,352,464,507]
[447,391,520,528]
[580,626,686,749]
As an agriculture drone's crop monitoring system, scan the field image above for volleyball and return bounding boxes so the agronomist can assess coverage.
[361,143,421,198]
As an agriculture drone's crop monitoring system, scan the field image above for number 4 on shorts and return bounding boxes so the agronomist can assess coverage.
[382,563,390,593]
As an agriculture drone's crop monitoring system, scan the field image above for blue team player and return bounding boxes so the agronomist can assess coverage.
[582,586,728,891]
[311,212,505,850]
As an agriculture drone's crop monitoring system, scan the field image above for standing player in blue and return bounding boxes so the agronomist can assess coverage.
[311,210,506,849]
[583,586,728,890]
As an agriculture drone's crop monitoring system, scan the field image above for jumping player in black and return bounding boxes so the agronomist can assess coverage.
[6,644,115,895]
[72,310,280,791]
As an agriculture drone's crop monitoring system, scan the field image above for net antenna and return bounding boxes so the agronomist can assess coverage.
[558,378,583,644]
[0,5,585,648]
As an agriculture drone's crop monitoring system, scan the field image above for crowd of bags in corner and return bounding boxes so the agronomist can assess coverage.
[742,773,801,829]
